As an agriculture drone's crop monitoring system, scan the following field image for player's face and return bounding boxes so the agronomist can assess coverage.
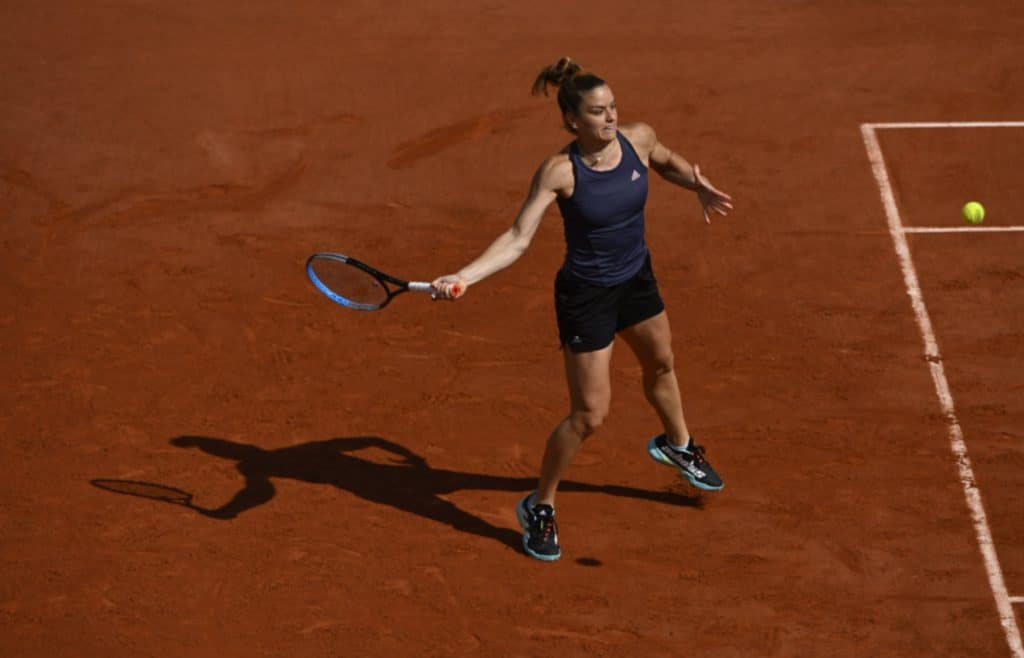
[568,84,617,141]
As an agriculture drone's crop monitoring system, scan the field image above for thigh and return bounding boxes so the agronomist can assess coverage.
[619,310,674,371]
[562,342,614,413]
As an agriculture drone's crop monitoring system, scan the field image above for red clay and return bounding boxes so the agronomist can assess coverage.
[3,2,1023,656]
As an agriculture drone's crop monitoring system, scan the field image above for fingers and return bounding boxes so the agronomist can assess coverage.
[430,277,466,301]
[711,198,733,214]
[694,163,734,219]
[699,190,733,223]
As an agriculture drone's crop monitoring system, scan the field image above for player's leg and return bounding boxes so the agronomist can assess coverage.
[620,311,724,491]
[619,310,689,445]
[615,255,688,445]
[617,257,724,491]
[517,342,613,561]
[533,343,614,506]
[518,269,618,561]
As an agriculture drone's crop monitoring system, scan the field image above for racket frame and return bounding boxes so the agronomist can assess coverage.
[306,252,432,311]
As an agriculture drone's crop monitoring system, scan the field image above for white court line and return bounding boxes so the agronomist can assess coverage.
[905,226,1024,234]
[861,123,1023,658]
[867,121,1024,129]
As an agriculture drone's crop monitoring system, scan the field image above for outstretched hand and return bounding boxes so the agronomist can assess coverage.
[693,164,733,224]
[430,275,467,301]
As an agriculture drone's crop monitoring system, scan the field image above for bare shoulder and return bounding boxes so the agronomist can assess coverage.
[534,151,574,195]
[620,122,658,154]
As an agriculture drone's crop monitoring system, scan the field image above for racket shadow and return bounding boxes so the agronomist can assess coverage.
[91,479,195,506]
[96,435,703,553]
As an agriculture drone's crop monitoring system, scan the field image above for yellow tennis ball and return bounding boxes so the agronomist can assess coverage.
[962,201,985,225]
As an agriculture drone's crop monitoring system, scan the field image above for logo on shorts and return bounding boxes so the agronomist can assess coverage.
[631,169,641,182]
[570,335,583,345]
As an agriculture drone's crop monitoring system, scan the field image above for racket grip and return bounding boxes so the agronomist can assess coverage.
[412,281,463,298]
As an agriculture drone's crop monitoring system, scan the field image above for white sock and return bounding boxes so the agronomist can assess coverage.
[668,437,693,453]
[528,493,553,510]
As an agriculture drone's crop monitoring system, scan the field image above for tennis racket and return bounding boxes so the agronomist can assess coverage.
[306,252,460,311]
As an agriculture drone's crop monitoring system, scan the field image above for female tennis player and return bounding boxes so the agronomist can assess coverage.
[431,57,733,561]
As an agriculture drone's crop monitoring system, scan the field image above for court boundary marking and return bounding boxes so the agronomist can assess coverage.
[904,227,1024,233]
[861,121,1023,658]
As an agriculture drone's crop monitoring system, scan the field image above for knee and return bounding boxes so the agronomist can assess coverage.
[645,351,675,378]
[570,407,607,438]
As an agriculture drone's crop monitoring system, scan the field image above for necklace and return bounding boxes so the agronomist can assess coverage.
[581,140,617,167]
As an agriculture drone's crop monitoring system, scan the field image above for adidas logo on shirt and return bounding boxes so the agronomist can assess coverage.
[630,169,641,181]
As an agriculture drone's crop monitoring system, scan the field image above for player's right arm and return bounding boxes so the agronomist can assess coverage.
[432,155,570,299]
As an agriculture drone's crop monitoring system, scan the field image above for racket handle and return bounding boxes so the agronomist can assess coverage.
[411,281,463,298]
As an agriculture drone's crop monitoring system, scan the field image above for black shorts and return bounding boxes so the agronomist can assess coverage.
[554,255,665,353]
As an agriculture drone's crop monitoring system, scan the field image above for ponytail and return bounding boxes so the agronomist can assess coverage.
[531,57,606,133]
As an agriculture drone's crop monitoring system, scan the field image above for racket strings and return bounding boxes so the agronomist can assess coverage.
[310,259,389,308]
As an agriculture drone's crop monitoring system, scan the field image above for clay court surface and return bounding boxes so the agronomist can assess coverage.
[3,2,1023,656]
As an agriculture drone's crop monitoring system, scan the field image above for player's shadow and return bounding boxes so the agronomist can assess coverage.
[97,435,702,552]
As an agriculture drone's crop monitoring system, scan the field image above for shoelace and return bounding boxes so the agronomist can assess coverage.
[664,437,708,465]
[539,517,557,543]
[533,510,557,544]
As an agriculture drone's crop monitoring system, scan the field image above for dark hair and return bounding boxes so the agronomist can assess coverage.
[531,57,606,133]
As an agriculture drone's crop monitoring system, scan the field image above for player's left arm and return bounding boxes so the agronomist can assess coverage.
[628,122,734,224]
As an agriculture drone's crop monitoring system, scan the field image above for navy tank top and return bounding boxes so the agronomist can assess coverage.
[556,131,649,286]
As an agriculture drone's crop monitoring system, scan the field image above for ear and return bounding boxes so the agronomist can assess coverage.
[564,112,578,131]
